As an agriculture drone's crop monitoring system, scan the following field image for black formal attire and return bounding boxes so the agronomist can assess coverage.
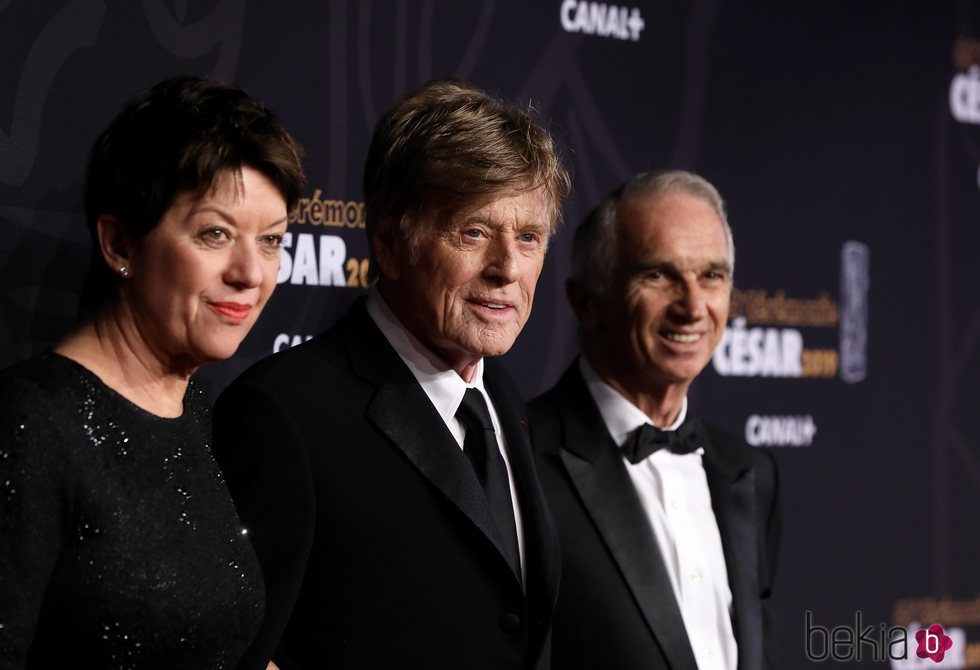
[529,362,781,670]
[212,299,560,670]
[0,352,264,669]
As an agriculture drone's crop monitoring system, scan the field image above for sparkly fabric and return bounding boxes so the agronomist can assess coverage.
[0,352,264,669]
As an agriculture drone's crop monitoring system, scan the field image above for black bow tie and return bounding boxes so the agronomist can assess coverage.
[622,418,701,464]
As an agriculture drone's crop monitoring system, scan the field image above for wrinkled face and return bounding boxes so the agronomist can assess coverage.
[378,188,553,377]
[591,190,732,395]
[126,167,288,370]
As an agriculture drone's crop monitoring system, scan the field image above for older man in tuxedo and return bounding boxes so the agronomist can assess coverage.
[213,80,569,670]
[530,170,781,670]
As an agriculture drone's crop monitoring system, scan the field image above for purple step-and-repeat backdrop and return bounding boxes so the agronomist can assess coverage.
[2,2,978,667]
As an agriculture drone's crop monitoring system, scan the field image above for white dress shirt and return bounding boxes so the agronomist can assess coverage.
[580,358,737,670]
[365,288,525,575]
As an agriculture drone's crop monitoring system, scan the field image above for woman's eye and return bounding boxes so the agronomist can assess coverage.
[260,234,285,249]
[201,228,230,245]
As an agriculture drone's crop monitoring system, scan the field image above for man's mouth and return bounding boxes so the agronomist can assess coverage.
[470,298,513,311]
[663,332,701,343]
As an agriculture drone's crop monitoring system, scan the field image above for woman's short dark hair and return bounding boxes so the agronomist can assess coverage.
[80,75,305,313]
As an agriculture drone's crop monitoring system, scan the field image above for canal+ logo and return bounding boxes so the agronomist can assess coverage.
[559,1,645,41]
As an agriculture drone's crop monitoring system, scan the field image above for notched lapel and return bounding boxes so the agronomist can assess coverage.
[366,381,498,541]
[340,304,521,585]
[556,366,700,670]
[703,430,763,670]
[485,363,561,597]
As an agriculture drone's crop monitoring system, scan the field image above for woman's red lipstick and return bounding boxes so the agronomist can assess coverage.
[209,301,252,322]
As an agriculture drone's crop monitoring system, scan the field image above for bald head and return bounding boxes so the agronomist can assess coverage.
[571,170,733,302]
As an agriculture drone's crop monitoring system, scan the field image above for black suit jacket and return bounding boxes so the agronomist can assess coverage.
[213,300,560,670]
[528,362,780,670]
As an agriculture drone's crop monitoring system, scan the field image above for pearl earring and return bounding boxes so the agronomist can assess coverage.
[119,266,129,278]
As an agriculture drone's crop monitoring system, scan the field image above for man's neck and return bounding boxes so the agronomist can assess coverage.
[587,357,689,427]
[372,284,481,383]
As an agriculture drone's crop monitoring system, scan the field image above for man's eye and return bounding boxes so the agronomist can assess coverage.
[646,270,663,279]
[464,228,483,238]
[519,233,538,243]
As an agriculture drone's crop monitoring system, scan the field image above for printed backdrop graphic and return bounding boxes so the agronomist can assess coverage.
[1,1,976,666]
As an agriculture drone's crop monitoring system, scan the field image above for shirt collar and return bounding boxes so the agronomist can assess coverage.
[366,287,487,425]
[579,357,688,447]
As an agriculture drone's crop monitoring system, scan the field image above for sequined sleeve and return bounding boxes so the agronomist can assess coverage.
[0,377,76,668]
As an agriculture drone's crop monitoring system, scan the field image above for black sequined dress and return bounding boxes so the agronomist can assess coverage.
[0,352,264,669]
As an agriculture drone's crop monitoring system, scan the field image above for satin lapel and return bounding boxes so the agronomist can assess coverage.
[556,365,699,670]
[338,303,514,580]
[485,361,560,599]
[702,426,763,670]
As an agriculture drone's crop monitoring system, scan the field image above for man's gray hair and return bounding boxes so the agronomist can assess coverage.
[570,170,734,299]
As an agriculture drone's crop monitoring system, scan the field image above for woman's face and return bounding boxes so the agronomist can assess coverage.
[126,167,288,370]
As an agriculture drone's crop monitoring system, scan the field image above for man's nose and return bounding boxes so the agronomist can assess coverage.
[672,279,707,321]
[484,236,520,283]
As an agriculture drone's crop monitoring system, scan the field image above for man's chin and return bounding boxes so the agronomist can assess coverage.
[460,328,522,359]
[655,363,711,387]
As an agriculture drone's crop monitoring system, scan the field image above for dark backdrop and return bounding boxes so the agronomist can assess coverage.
[2,1,977,667]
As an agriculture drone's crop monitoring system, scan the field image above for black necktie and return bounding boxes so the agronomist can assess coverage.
[456,388,521,579]
[622,417,701,464]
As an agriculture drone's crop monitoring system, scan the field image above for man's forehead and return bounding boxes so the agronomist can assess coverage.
[452,188,555,224]
[619,189,715,220]
[619,192,724,239]
[615,194,728,263]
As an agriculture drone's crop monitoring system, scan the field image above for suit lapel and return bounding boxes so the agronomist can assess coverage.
[338,302,520,586]
[555,364,699,670]
[486,361,561,601]
[703,427,763,670]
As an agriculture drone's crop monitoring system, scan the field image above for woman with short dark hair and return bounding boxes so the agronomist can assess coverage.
[0,75,304,669]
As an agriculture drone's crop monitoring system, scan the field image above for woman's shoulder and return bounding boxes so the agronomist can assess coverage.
[0,353,83,508]
[0,351,80,408]
[0,352,96,452]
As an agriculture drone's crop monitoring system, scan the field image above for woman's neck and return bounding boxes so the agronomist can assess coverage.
[55,306,195,418]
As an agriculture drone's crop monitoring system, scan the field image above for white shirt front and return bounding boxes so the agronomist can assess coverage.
[580,358,737,670]
[365,288,525,576]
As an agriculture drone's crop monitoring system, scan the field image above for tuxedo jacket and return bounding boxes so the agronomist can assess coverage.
[528,362,780,670]
[212,299,560,670]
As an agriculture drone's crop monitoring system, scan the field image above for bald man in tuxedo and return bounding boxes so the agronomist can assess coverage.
[530,170,781,670]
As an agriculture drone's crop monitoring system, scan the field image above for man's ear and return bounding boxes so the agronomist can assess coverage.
[95,215,133,276]
[566,277,599,329]
[369,231,401,282]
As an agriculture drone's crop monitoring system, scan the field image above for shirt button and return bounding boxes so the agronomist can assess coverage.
[690,570,702,583]
[670,499,680,509]
[499,613,521,631]
[701,647,713,658]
